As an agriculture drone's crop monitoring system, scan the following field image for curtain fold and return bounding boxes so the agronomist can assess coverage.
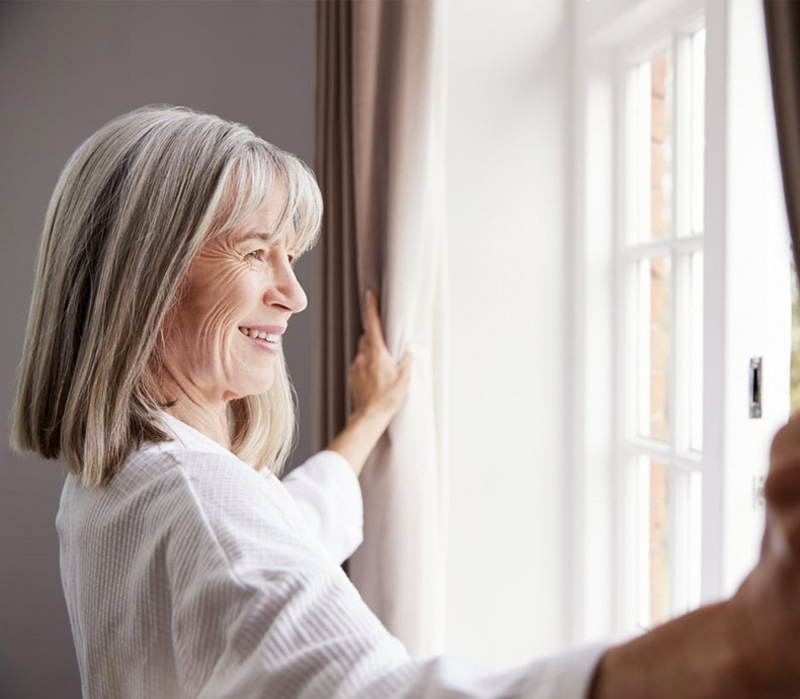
[315,0,359,448]
[764,0,800,271]
[314,0,447,656]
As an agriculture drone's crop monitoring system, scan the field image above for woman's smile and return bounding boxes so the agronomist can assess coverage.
[238,325,286,354]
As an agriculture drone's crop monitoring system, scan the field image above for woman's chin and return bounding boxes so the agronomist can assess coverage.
[240,373,275,399]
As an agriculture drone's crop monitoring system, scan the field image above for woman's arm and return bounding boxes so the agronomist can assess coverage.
[589,602,743,698]
[280,290,408,560]
[280,451,365,563]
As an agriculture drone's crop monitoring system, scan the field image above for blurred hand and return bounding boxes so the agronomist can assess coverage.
[349,288,412,424]
[728,412,800,695]
[591,415,800,699]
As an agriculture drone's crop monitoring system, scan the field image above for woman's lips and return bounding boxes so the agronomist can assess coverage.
[238,325,284,354]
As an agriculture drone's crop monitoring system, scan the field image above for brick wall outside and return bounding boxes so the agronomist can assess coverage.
[649,51,672,627]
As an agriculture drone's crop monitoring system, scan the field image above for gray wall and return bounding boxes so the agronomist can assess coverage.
[0,2,317,696]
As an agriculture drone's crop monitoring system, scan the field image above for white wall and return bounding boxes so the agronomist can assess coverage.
[443,0,574,667]
[0,4,316,697]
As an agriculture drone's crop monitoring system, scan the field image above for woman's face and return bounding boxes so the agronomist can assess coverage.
[158,185,307,408]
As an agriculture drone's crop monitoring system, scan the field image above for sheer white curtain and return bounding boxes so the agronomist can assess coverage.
[315,0,447,656]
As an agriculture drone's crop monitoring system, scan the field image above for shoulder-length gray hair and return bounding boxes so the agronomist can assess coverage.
[10,105,322,486]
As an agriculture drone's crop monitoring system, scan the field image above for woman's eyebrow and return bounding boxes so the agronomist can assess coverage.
[236,230,299,251]
[236,231,274,244]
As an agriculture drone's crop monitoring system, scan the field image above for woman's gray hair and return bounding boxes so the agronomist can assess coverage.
[10,105,322,486]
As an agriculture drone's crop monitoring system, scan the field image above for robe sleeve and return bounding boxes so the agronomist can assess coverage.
[280,450,364,563]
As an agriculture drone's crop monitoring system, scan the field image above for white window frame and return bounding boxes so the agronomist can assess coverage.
[568,0,791,644]
[616,18,706,633]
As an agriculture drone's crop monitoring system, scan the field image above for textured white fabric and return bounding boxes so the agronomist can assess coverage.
[161,413,364,564]
[281,453,364,564]
[56,417,607,698]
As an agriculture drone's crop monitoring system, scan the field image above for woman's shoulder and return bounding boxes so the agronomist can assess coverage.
[61,442,310,563]
[130,440,260,483]
[106,441,262,503]
[121,442,290,522]
[127,443,328,578]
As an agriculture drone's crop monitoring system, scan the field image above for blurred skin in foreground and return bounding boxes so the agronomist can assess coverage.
[591,411,800,698]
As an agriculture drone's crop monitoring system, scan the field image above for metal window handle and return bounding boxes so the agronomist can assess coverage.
[750,357,762,419]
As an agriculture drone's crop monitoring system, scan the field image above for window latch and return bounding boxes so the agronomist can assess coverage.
[750,357,762,419]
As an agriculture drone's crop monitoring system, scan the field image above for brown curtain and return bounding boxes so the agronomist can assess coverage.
[315,0,360,446]
[764,0,800,272]
[314,0,447,656]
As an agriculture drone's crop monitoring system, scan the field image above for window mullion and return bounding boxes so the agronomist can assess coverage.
[621,235,703,261]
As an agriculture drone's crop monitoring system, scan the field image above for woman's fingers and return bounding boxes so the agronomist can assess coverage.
[364,288,388,348]
[763,418,800,565]
[349,291,413,419]
[766,417,800,512]
[726,417,800,694]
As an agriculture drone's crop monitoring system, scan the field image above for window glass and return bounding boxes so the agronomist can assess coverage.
[634,256,672,442]
[690,29,706,236]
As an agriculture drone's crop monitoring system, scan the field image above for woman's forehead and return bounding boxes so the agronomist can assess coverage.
[218,178,292,235]
[219,197,298,249]
[248,187,287,229]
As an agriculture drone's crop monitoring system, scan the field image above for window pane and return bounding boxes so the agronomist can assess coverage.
[628,49,674,243]
[650,50,673,241]
[636,256,671,441]
[636,456,671,629]
[673,470,702,615]
[690,29,706,235]
[690,252,703,451]
[628,62,651,245]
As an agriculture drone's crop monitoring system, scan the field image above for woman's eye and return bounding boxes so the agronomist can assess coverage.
[287,254,296,266]
[246,249,266,262]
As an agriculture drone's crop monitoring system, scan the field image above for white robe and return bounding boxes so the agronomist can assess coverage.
[56,415,605,698]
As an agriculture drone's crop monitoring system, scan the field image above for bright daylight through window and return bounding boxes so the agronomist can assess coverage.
[620,26,706,631]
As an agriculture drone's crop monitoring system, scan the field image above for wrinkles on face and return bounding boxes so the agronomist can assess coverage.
[171,248,255,395]
[188,266,246,398]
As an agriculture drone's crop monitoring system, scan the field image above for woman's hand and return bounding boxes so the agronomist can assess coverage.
[349,288,412,423]
[324,289,412,477]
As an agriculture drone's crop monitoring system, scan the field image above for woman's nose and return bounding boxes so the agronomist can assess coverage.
[267,261,307,313]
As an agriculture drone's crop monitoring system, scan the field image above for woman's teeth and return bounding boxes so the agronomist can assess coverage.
[239,327,279,342]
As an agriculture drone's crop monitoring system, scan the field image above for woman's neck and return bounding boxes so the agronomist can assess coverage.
[164,401,232,451]
[154,367,232,451]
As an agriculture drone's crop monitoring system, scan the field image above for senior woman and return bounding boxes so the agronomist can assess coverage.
[13,105,800,699]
